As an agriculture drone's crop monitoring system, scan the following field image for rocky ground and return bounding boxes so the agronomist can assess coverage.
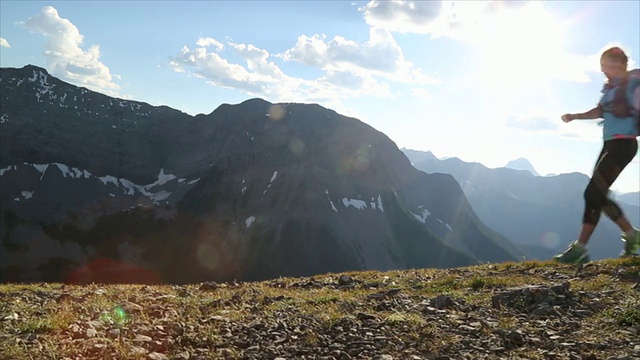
[1,258,640,360]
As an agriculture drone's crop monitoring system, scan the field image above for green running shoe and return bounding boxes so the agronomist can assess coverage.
[621,230,640,257]
[553,242,590,264]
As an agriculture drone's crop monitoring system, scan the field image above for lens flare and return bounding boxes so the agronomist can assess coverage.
[101,305,128,326]
[541,231,560,248]
[354,146,371,172]
[289,138,305,157]
[197,243,221,271]
[113,306,127,322]
[337,145,373,175]
[268,104,286,121]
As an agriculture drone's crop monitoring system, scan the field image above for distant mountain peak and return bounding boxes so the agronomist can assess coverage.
[505,158,539,176]
[21,64,48,73]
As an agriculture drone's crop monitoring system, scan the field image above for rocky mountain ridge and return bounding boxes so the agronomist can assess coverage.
[403,149,640,260]
[1,65,523,283]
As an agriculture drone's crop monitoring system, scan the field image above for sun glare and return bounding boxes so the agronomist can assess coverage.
[471,3,568,95]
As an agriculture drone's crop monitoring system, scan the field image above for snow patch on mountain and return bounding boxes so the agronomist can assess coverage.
[326,190,338,212]
[145,169,177,190]
[341,196,385,212]
[370,195,384,212]
[411,206,431,223]
[342,198,367,210]
[1,162,196,205]
[0,165,15,176]
[55,163,92,179]
[99,175,119,186]
[29,69,55,102]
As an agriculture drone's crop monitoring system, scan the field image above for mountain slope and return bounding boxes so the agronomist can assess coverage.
[1,65,523,283]
[404,149,640,260]
[617,191,640,207]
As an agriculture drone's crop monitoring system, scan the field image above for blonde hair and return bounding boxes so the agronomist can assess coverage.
[601,46,628,67]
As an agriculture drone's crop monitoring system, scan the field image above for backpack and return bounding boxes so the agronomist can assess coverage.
[609,69,640,137]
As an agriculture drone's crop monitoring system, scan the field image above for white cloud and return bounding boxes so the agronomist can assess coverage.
[280,27,440,86]
[321,69,392,95]
[171,13,442,104]
[410,87,430,99]
[170,37,396,104]
[19,6,119,95]
[196,37,224,50]
[283,28,402,72]
[362,1,599,85]
[280,34,328,67]
[228,42,286,78]
[558,123,601,141]
[505,116,559,132]
[361,1,527,38]
[170,44,284,96]
[361,0,444,34]
[0,37,10,48]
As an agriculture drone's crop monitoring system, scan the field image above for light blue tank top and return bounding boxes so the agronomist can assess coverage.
[599,75,640,140]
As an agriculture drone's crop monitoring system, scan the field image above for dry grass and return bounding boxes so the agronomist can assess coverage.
[1,257,640,359]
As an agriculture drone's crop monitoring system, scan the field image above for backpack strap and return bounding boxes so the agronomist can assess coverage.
[610,78,631,118]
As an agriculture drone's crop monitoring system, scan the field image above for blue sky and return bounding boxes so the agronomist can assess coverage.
[1,1,639,193]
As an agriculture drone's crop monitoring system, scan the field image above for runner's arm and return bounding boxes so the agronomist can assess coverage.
[564,107,603,121]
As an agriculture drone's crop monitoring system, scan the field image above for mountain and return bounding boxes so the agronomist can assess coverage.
[0,65,523,284]
[401,148,439,165]
[616,191,640,207]
[403,149,640,261]
[505,157,539,176]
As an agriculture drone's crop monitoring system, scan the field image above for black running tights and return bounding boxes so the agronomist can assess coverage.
[583,138,638,225]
